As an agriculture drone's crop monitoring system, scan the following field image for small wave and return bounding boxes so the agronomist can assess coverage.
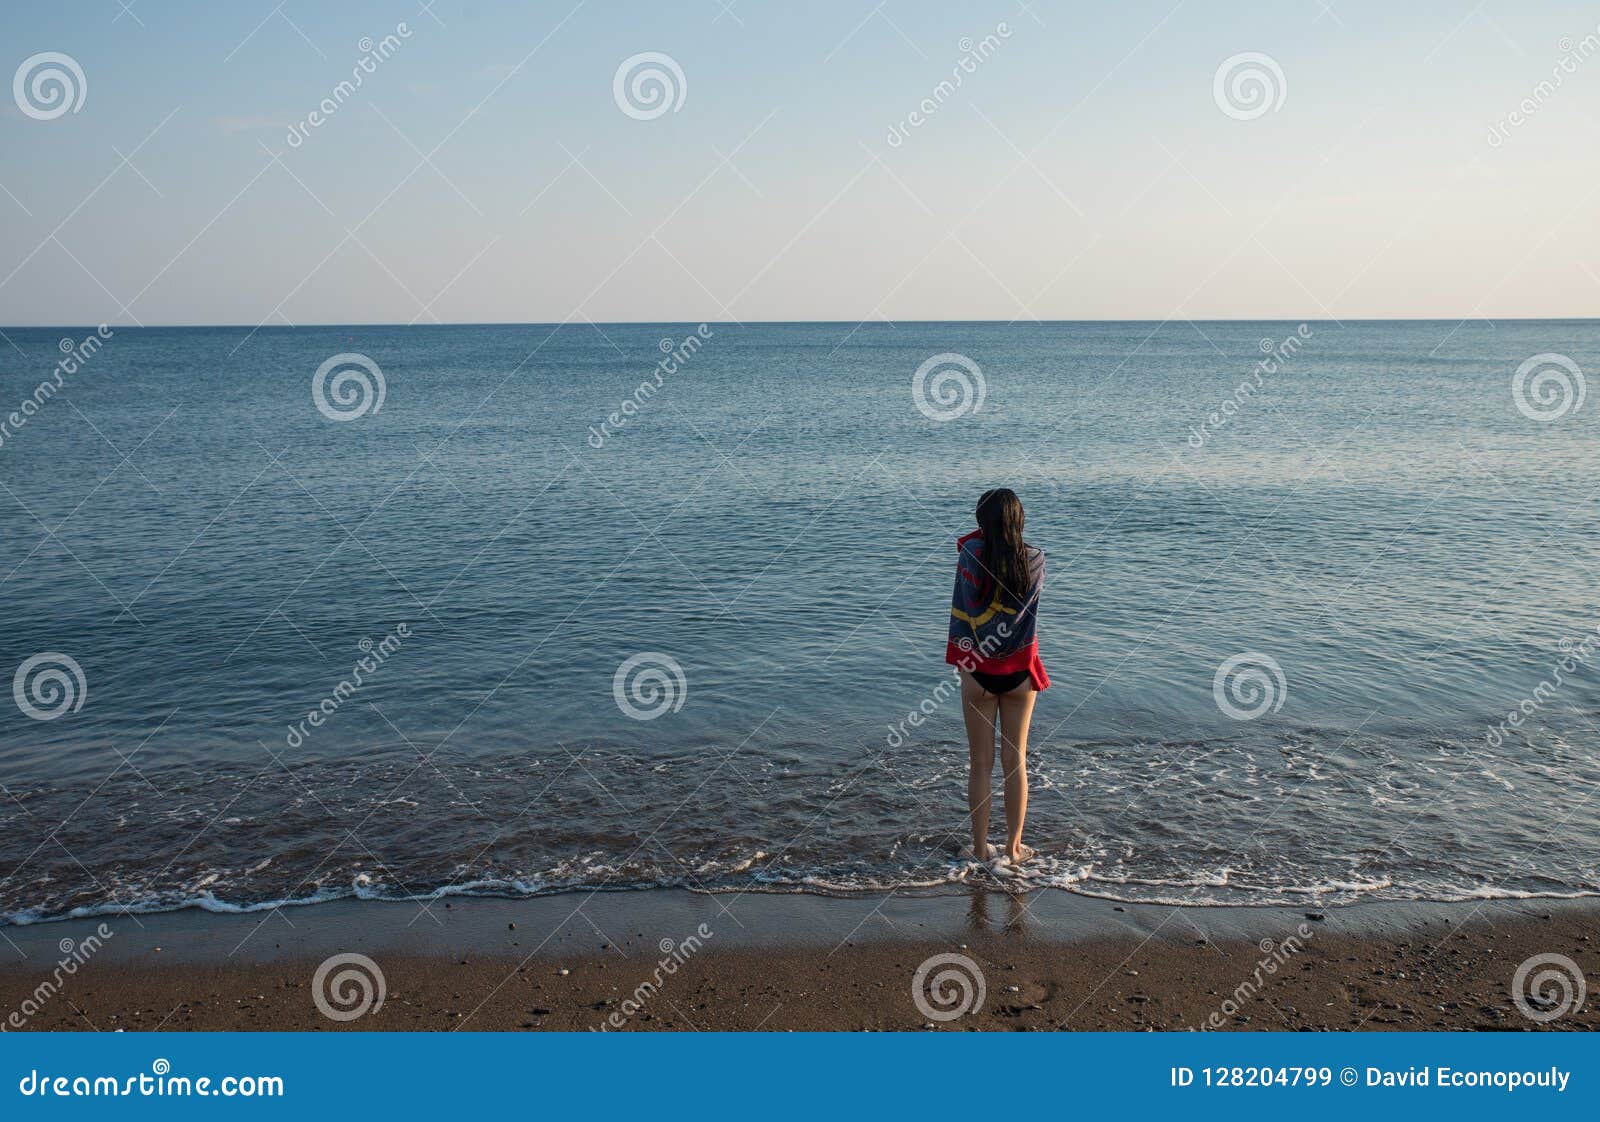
[3,862,1597,927]
[1447,884,1600,902]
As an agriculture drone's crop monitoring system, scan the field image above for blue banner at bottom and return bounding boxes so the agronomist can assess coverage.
[3,1033,1591,1118]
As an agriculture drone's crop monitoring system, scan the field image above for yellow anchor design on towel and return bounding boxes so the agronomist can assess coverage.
[950,595,1019,630]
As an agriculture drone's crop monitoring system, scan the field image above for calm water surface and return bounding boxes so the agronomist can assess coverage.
[2,320,1598,922]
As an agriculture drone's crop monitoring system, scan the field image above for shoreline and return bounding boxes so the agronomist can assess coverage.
[2,890,1595,1031]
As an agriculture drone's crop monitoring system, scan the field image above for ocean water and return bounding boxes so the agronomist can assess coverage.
[2,319,1599,924]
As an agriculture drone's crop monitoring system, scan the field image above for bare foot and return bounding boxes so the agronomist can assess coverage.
[1005,843,1035,864]
[959,842,997,862]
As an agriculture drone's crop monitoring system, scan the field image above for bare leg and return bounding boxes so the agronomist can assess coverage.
[997,682,1038,862]
[959,671,998,859]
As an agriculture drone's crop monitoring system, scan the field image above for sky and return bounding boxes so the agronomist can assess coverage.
[0,0,1597,326]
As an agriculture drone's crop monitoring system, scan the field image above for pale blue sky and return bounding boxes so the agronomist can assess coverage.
[1,0,1597,325]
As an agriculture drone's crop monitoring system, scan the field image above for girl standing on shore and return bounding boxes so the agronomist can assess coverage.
[946,488,1048,874]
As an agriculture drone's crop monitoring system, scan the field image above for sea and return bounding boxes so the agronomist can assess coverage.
[2,318,1598,924]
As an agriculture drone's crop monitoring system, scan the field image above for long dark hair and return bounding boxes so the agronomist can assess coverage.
[976,488,1031,603]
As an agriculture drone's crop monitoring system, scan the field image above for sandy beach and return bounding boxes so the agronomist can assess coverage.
[2,891,1594,1032]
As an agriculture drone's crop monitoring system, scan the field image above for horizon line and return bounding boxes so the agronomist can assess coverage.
[4,315,1598,331]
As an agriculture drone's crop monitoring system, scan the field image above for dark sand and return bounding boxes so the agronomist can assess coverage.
[2,891,1595,1031]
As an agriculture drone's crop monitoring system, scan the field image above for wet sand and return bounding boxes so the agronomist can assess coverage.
[1,891,1594,1031]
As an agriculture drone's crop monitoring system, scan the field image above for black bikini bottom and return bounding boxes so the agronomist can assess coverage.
[970,669,1030,695]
